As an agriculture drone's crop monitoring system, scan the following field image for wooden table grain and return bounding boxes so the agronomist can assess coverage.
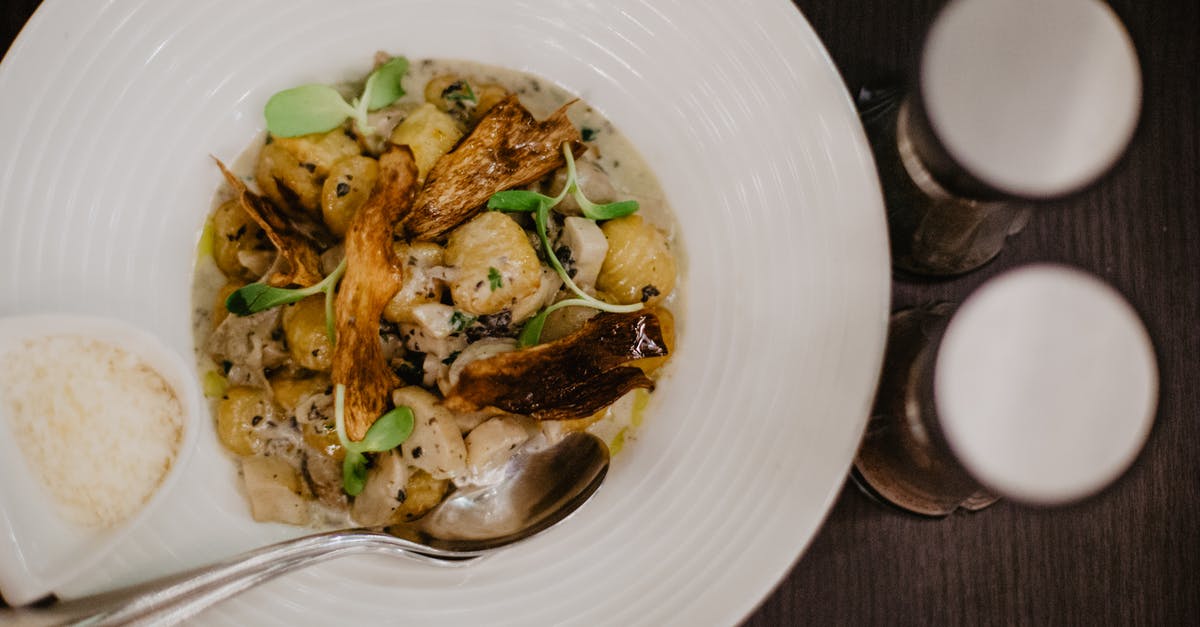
[2,1,1197,624]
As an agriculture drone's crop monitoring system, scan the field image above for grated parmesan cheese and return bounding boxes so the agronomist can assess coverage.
[0,335,183,528]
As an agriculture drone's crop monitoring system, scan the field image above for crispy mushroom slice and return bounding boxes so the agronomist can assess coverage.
[333,146,420,441]
[444,312,668,420]
[214,158,330,288]
[403,95,584,241]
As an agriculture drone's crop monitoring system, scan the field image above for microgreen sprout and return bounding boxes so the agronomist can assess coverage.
[264,56,409,138]
[449,311,477,334]
[488,144,643,346]
[225,257,346,343]
[334,384,415,496]
[442,80,476,103]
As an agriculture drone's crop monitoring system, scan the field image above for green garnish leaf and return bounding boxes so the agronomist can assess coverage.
[517,309,551,348]
[488,267,503,291]
[365,56,410,111]
[450,310,477,334]
[225,282,316,315]
[443,80,476,103]
[225,258,347,343]
[342,450,368,496]
[357,406,415,452]
[488,190,552,213]
[581,199,640,221]
[264,84,357,138]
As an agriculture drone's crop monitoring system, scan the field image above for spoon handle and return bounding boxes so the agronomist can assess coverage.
[7,530,478,626]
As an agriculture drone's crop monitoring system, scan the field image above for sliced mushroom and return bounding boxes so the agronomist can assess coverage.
[445,312,668,420]
[403,96,583,240]
[332,146,420,441]
[214,158,331,288]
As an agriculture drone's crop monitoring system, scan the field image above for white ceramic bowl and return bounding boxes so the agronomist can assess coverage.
[0,0,889,623]
[0,314,202,606]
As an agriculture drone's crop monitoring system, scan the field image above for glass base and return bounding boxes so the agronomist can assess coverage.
[852,307,1000,517]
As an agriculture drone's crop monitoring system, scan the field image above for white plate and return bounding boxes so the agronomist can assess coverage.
[0,0,889,624]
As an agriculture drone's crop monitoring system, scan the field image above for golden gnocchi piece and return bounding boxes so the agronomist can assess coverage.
[321,155,378,237]
[281,295,333,371]
[384,241,445,324]
[256,130,360,214]
[211,198,267,281]
[389,103,464,182]
[302,419,344,461]
[444,211,541,316]
[212,280,247,329]
[217,386,277,456]
[269,372,331,412]
[596,215,677,307]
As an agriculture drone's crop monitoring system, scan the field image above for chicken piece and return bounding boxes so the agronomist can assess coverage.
[332,146,420,441]
[350,450,409,526]
[403,96,583,240]
[558,216,609,290]
[464,415,533,476]
[214,158,331,288]
[445,312,667,420]
[392,386,468,480]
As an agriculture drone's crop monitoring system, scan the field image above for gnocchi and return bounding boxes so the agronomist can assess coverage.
[596,215,677,307]
[444,211,541,316]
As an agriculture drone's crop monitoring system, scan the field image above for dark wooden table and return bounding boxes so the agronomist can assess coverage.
[3,1,1197,624]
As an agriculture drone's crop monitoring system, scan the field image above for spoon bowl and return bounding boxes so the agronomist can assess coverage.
[8,432,609,626]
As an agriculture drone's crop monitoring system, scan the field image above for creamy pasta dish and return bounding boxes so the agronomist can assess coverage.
[192,55,680,527]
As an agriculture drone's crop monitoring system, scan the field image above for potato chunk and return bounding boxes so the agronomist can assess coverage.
[596,215,676,307]
[282,295,333,371]
[444,212,541,316]
[321,155,378,237]
[389,103,463,182]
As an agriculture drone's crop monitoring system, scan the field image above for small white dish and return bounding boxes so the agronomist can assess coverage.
[0,314,202,606]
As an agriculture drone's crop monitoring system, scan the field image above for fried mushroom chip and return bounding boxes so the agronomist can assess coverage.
[215,158,330,288]
[403,95,584,241]
[444,312,667,420]
[332,146,421,441]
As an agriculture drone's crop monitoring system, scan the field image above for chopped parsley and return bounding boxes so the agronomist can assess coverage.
[449,311,477,334]
[488,266,503,291]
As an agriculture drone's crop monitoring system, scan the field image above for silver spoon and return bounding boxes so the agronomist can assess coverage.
[11,432,609,626]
